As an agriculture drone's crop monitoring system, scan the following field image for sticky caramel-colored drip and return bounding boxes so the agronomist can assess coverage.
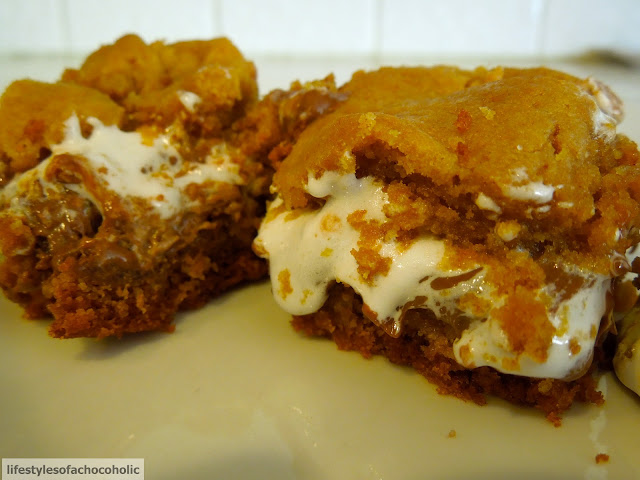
[362,302,394,335]
[374,294,473,342]
[364,296,430,338]
[400,296,429,316]
[541,262,586,306]
[430,267,482,291]
[561,349,594,381]
[597,290,616,344]
[614,279,639,313]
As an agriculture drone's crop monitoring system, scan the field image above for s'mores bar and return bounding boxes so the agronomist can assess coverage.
[0,35,342,338]
[254,66,640,423]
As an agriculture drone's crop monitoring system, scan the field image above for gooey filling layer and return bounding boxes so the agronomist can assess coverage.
[1,114,245,221]
[255,170,610,380]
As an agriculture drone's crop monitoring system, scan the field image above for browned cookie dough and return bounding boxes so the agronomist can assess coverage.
[0,35,343,338]
[255,66,640,423]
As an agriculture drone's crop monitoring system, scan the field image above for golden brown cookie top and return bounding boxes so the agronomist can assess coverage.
[273,66,640,270]
[61,34,257,132]
[0,35,260,186]
[0,80,124,184]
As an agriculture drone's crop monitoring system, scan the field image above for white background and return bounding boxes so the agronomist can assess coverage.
[0,0,639,58]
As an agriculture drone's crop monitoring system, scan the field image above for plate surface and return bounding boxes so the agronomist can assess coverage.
[1,282,640,480]
[1,58,640,480]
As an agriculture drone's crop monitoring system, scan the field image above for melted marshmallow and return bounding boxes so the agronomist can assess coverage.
[256,170,609,379]
[587,77,624,142]
[2,115,243,219]
[454,272,609,378]
[177,90,202,113]
[255,172,458,334]
[502,168,555,204]
[475,193,502,213]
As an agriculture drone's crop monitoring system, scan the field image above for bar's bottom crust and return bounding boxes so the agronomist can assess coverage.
[291,283,605,425]
[47,246,267,339]
[0,191,268,339]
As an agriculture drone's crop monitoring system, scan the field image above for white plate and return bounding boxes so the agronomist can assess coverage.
[2,58,640,480]
[1,281,639,480]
